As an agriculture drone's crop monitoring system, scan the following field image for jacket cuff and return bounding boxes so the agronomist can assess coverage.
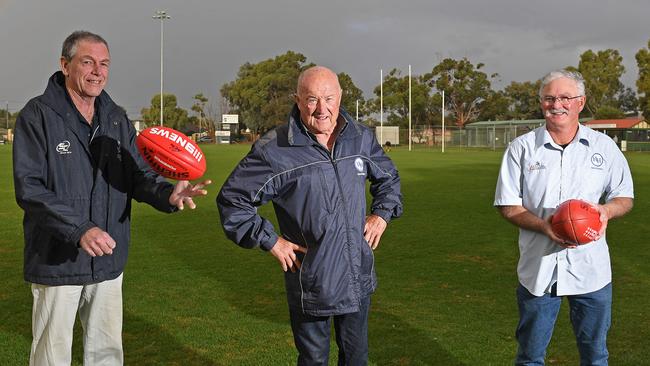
[162,184,180,213]
[259,232,279,252]
[371,209,392,224]
[68,221,97,246]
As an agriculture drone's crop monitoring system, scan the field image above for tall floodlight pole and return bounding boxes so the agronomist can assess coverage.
[442,90,445,153]
[356,99,359,121]
[380,69,383,145]
[5,101,8,130]
[408,65,412,152]
[153,10,170,126]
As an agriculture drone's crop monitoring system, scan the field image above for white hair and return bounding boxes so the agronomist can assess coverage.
[539,70,585,98]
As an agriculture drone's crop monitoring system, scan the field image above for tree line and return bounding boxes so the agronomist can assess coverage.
[4,41,650,137]
[134,39,650,134]
[215,39,650,134]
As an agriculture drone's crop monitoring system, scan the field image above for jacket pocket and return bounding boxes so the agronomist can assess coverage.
[360,239,376,292]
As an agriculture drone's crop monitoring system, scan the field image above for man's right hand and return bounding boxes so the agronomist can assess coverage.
[269,237,307,273]
[544,215,577,249]
[79,227,116,257]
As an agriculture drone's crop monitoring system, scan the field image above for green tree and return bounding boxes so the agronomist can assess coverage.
[636,39,650,119]
[337,72,365,119]
[140,93,189,130]
[191,93,211,137]
[423,58,496,128]
[221,51,312,135]
[477,90,511,121]
[503,80,543,120]
[0,109,16,131]
[574,49,625,116]
[617,87,638,114]
[594,105,625,119]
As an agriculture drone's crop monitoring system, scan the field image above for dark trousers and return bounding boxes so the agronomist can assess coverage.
[289,296,371,366]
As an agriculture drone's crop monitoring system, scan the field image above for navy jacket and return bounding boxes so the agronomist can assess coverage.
[217,105,403,316]
[13,72,176,286]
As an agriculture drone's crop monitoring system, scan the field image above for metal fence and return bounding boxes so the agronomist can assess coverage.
[392,124,539,150]
[390,123,650,151]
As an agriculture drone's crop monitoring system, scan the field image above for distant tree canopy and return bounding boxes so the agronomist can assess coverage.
[0,108,17,130]
[594,105,625,120]
[478,90,511,122]
[567,49,625,117]
[215,47,646,134]
[191,93,210,133]
[423,58,496,128]
[220,52,367,134]
[220,51,310,135]
[338,72,365,119]
[140,93,189,130]
[637,39,650,119]
[13,43,650,134]
[504,80,544,120]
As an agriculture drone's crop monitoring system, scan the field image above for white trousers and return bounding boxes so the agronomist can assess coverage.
[29,274,124,366]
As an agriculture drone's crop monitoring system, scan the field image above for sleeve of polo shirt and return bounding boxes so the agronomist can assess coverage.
[494,142,524,206]
[604,145,634,201]
[216,143,280,251]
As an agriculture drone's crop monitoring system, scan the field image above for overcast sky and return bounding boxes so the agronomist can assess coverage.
[1,0,648,117]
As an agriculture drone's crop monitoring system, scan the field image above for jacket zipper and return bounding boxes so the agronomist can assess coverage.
[327,142,361,306]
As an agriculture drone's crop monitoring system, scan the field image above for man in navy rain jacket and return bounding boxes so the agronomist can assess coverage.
[13,31,210,365]
[218,66,402,365]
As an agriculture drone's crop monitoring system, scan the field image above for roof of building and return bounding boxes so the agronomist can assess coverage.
[466,117,592,128]
[584,117,647,129]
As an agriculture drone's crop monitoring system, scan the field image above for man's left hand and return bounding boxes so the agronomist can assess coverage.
[594,203,610,239]
[364,214,387,250]
[169,180,212,210]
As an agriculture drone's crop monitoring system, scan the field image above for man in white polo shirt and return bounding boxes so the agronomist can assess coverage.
[494,70,634,365]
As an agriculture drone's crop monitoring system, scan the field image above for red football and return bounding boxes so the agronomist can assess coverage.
[551,199,602,244]
[136,126,206,180]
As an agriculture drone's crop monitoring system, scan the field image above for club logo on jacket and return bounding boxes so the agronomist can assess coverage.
[56,140,71,155]
[354,157,366,176]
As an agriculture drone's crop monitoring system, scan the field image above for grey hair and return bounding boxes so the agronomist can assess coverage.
[61,31,109,61]
[539,70,585,98]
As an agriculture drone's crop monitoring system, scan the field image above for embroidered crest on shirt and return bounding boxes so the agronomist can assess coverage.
[591,153,604,169]
[528,161,546,171]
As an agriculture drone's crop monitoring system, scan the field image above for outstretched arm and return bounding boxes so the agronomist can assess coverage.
[169,179,212,210]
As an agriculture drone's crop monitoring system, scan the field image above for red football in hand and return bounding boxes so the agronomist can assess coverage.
[551,199,602,244]
[136,126,206,180]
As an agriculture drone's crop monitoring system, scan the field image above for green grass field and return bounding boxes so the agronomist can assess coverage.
[1,144,648,365]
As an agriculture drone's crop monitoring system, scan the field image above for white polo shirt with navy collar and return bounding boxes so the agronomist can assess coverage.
[494,123,634,297]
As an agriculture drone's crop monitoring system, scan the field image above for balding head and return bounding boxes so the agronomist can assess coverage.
[296,66,341,95]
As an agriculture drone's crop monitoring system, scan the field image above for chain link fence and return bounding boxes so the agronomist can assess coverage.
[381,122,650,152]
[382,121,544,150]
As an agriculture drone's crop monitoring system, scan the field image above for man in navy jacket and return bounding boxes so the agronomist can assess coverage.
[13,31,210,365]
[218,66,402,365]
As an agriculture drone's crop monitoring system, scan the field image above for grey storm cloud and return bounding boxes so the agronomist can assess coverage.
[1,0,648,117]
